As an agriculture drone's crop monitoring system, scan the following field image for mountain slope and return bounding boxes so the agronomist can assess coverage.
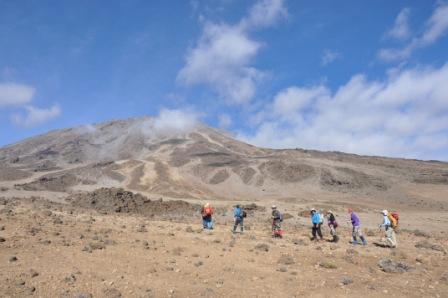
[0,117,447,209]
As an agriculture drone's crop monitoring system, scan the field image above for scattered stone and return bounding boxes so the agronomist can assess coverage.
[413,229,430,238]
[185,226,194,233]
[64,273,76,284]
[378,258,412,273]
[0,236,5,242]
[319,261,337,269]
[194,261,204,267]
[366,229,376,237]
[0,225,5,230]
[440,272,448,284]
[341,277,353,285]
[136,224,147,233]
[74,292,93,298]
[53,217,63,224]
[30,269,39,278]
[9,256,18,262]
[293,239,307,246]
[254,243,269,252]
[415,240,447,254]
[278,266,288,272]
[27,286,36,294]
[103,288,122,298]
[15,279,26,286]
[40,239,51,245]
[278,255,295,265]
[213,239,221,244]
[346,248,359,255]
[229,239,236,247]
[172,247,184,256]
[82,241,106,252]
[42,210,52,217]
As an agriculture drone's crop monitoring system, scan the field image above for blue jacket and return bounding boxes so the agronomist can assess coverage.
[380,215,391,228]
[311,213,321,224]
[234,207,243,218]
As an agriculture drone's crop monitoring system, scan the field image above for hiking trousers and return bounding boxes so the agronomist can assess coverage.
[386,228,397,248]
[352,226,367,244]
[312,223,323,239]
[233,217,244,232]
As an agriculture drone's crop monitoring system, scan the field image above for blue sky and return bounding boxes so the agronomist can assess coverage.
[1,0,447,161]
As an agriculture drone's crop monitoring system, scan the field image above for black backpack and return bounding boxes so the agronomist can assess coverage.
[242,210,247,218]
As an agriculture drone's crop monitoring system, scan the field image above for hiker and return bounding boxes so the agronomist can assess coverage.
[326,210,339,242]
[310,208,323,241]
[271,205,283,238]
[348,208,367,245]
[379,210,397,248]
[233,204,245,233]
[201,203,214,229]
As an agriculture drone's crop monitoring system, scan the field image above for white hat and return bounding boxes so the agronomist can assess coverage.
[310,208,316,212]
[271,205,277,209]
[381,210,388,215]
[327,210,333,214]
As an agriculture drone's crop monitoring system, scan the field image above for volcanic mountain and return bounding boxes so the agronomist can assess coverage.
[0,117,447,210]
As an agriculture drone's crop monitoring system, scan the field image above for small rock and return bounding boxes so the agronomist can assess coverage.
[254,243,269,252]
[319,261,337,269]
[277,255,295,265]
[103,288,122,298]
[0,237,5,242]
[341,277,353,285]
[378,258,412,273]
[64,274,76,284]
[74,293,93,298]
[278,266,288,272]
[30,269,39,278]
[194,261,204,267]
[15,279,26,286]
[9,256,18,262]
[185,226,194,233]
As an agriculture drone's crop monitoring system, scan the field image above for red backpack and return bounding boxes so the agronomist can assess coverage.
[204,207,213,216]
[391,212,399,222]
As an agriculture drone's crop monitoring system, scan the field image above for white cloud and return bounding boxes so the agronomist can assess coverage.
[178,0,286,104]
[0,83,35,107]
[321,49,340,66]
[12,104,61,127]
[242,0,287,29]
[238,63,448,161]
[152,108,199,134]
[379,3,448,61]
[420,2,448,45]
[387,8,411,40]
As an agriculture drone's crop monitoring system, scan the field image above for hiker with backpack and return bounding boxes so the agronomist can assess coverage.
[310,208,323,241]
[348,208,367,245]
[271,205,283,238]
[379,210,397,248]
[326,210,339,242]
[201,203,214,230]
[233,204,246,234]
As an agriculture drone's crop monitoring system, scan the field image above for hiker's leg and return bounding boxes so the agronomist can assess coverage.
[352,227,358,242]
[203,218,207,228]
[391,229,397,247]
[312,225,317,239]
[317,224,323,239]
[240,219,244,232]
[233,219,238,232]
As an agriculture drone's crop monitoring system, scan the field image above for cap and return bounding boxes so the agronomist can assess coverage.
[271,205,277,209]
[381,210,388,215]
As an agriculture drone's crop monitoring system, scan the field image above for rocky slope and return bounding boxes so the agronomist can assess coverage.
[0,117,447,210]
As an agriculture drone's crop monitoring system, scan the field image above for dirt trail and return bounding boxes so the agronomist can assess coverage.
[0,197,447,297]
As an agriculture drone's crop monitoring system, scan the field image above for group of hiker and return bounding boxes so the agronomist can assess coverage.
[200,203,399,248]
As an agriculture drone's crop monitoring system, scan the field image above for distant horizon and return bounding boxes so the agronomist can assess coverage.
[1,0,447,161]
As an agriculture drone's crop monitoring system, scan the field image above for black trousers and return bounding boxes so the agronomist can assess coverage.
[312,223,323,238]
